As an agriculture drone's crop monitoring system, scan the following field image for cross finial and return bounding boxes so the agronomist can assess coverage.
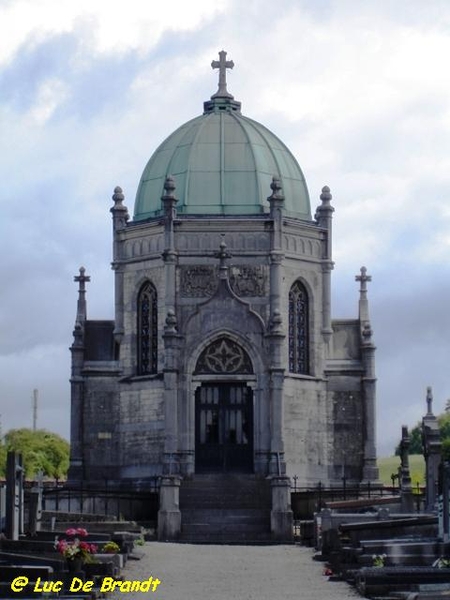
[355,266,371,293]
[426,386,433,416]
[74,266,90,291]
[211,50,234,99]
[74,266,90,323]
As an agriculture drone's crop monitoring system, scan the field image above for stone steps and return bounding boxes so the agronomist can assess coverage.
[182,508,269,522]
[179,474,272,543]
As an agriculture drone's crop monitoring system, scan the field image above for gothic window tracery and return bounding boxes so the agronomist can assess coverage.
[288,280,309,374]
[137,281,158,374]
[195,337,253,375]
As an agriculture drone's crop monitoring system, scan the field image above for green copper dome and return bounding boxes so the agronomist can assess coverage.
[133,54,311,221]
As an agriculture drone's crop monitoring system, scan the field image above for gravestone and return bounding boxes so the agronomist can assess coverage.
[422,387,442,512]
[0,483,5,532]
[5,451,23,540]
[400,426,414,513]
[28,471,43,535]
[438,461,450,542]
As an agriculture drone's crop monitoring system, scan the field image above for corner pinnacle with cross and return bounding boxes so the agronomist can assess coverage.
[211,50,234,99]
[356,266,371,295]
[355,266,372,325]
[74,266,90,322]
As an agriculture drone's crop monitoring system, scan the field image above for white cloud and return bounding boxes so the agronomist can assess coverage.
[29,78,69,124]
[0,0,228,66]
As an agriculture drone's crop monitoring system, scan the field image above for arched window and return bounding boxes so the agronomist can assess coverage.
[288,280,309,374]
[137,281,158,374]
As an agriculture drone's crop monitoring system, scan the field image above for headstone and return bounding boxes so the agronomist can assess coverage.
[400,426,414,513]
[5,451,24,539]
[28,470,44,535]
[0,483,6,532]
[422,387,442,512]
[438,462,450,542]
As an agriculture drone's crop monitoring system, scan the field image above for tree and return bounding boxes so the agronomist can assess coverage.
[395,411,450,459]
[394,423,423,455]
[2,428,69,479]
[438,413,450,460]
[0,444,6,478]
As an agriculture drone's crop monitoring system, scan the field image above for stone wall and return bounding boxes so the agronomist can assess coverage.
[283,378,331,483]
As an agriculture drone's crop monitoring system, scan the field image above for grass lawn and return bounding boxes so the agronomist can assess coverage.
[377,454,425,486]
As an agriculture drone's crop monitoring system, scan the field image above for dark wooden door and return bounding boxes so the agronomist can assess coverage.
[195,383,253,472]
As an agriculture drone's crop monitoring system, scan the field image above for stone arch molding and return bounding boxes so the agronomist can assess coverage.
[186,329,264,379]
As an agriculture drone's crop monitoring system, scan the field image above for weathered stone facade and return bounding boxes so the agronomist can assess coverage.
[68,57,379,490]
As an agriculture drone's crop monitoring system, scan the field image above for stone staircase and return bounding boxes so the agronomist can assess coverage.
[179,474,272,544]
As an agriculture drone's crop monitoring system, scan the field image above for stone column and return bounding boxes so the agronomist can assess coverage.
[110,186,129,345]
[161,177,181,474]
[270,476,293,541]
[355,267,379,482]
[422,386,442,512]
[268,177,284,325]
[68,322,84,481]
[161,176,178,315]
[361,323,379,481]
[268,369,286,475]
[162,312,182,474]
[267,178,286,475]
[68,267,90,482]
[315,186,334,347]
[157,476,181,541]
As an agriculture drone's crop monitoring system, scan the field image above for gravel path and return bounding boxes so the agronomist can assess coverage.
[108,543,360,600]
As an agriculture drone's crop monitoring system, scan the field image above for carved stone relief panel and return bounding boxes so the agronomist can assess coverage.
[180,266,216,297]
[229,265,267,297]
[180,264,268,298]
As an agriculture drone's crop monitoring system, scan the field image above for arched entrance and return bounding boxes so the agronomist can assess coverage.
[193,337,254,473]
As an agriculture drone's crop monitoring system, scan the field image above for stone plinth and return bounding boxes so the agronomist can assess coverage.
[157,476,181,541]
[270,476,293,541]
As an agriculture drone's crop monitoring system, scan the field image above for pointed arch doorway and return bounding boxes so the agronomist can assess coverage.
[193,337,255,473]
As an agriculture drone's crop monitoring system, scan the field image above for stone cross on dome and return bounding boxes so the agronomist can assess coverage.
[211,50,234,99]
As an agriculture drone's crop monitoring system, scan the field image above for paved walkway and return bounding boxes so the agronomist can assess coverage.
[109,543,360,600]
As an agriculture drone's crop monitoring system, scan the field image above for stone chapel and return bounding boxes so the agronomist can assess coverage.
[68,52,379,512]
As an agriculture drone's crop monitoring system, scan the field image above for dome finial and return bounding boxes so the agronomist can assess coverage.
[211,50,234,99]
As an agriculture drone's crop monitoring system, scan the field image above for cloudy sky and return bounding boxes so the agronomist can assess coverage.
[1,0,450,458]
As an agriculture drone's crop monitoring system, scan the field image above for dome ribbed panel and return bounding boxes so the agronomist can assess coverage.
[133,111,311,220]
